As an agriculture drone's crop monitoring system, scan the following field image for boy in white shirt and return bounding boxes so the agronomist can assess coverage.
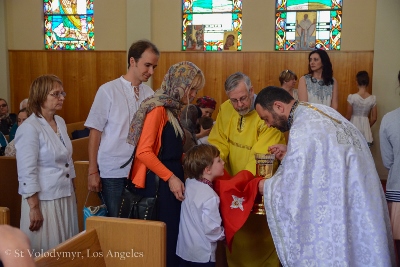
[176,144,225,267]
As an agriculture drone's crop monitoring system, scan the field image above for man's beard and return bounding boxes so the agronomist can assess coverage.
[272,111,289,132]
[236,95,254,116]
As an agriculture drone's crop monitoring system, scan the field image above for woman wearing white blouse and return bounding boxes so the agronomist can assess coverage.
[15,75,78,253]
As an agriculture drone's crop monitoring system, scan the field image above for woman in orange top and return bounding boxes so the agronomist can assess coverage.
[127,61,205,267]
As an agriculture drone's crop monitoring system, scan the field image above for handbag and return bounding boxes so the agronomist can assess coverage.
[118,174,159,220]
[83,192,107,229]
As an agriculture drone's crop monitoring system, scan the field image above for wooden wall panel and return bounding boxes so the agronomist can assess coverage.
[9,51,373,123]
[152,51,374,118]
[9,51,126,123]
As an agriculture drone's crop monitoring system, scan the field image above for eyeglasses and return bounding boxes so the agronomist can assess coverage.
[229,94,249,105]
[49,91,67,98]
[0,104,7,108]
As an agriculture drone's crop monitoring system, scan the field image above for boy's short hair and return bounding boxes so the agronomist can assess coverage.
[198,116,214,130]
[183,144,220,180]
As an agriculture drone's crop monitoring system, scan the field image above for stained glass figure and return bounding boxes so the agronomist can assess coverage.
[275,0,342,50]
[44,0,94,50]
[182,0,242,51]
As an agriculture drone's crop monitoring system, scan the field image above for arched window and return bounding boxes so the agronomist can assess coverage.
[182,0,242,51]
[275,0,342,50]
[44,0,94,50]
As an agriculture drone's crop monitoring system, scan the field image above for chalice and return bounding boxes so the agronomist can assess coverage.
[252,153,275,215]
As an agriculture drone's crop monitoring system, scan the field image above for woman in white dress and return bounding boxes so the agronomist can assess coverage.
[298,49,339,110]
[345,71,377,147]
[15,74,78,253]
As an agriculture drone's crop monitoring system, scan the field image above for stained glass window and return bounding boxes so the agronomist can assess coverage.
[44,0,94,50]
[182,0,242,51]
[275,0,342,50]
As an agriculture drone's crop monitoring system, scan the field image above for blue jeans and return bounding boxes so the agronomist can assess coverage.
[100,178,126,217]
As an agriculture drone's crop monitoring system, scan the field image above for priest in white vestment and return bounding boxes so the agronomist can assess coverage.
[255,86,395,267]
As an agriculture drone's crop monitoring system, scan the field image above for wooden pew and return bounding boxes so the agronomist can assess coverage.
[0,207,10,225]
[71,137,89,162]
[35,217,166,267]
[74,161,103,232]
[66,121,85,139]
[0,157,20,228]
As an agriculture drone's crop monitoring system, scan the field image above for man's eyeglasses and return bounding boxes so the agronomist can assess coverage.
[49,91,67,98]
[229,94,249,105]
[0,104,7,108]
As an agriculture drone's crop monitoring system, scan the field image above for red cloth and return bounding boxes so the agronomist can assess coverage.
[214,170,263,251]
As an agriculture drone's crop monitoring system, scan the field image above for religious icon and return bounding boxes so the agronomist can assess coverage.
[186,25,205,51]
[223,31,238,51]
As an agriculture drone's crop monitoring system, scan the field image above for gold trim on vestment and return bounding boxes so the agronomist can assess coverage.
[228,138,252,150]
[299,102,342,124]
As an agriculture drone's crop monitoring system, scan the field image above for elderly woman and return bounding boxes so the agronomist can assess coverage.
[15,75,78,252]
[127,61,205,267]
[5,108,29,157]
[0,98,16,135]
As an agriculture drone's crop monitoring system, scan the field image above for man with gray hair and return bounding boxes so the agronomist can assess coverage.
[208,72,285,267]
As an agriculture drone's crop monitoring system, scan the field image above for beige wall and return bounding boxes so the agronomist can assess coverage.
[5,0,377,51]
[0,0,9,103]
[151,0,377,51]
[370,0,400,179]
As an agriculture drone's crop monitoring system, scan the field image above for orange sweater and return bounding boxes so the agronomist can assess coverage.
[130,107,174,188]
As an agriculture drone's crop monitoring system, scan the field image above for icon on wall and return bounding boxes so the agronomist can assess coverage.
[223,31,238,51]
[186,25,205,51]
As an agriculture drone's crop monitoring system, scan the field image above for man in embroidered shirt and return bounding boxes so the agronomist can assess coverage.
[255,86,395,266]
[208,72,285,267]
[85,40,159,217]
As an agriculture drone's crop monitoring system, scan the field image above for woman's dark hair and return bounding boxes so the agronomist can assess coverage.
[356,71,369,87]
[308,49,334,86]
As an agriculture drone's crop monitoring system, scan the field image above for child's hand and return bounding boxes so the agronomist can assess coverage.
[197,126,211,138]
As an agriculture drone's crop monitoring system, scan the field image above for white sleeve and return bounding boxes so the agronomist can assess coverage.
[202,196,225,242]
[15,122,41,195]
[379,116,393,170]
[85,86,112,131]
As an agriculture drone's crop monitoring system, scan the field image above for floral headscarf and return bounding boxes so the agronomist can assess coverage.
[196,96,216,110]
[127,61,203,146]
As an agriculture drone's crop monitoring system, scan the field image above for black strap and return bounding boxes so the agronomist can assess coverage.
[154,175,160,194]
[120,146,136,169]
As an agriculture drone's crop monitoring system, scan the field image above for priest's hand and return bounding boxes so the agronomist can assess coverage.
[268,144,287,161]
[258,179,266,195]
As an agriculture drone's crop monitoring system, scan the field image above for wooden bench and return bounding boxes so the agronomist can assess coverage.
[35,216,166,267]
[66,121,86,139]
[74,161,103,232]
[0,207,10,225]
[0,157,20,228]
[71,137,89,162]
